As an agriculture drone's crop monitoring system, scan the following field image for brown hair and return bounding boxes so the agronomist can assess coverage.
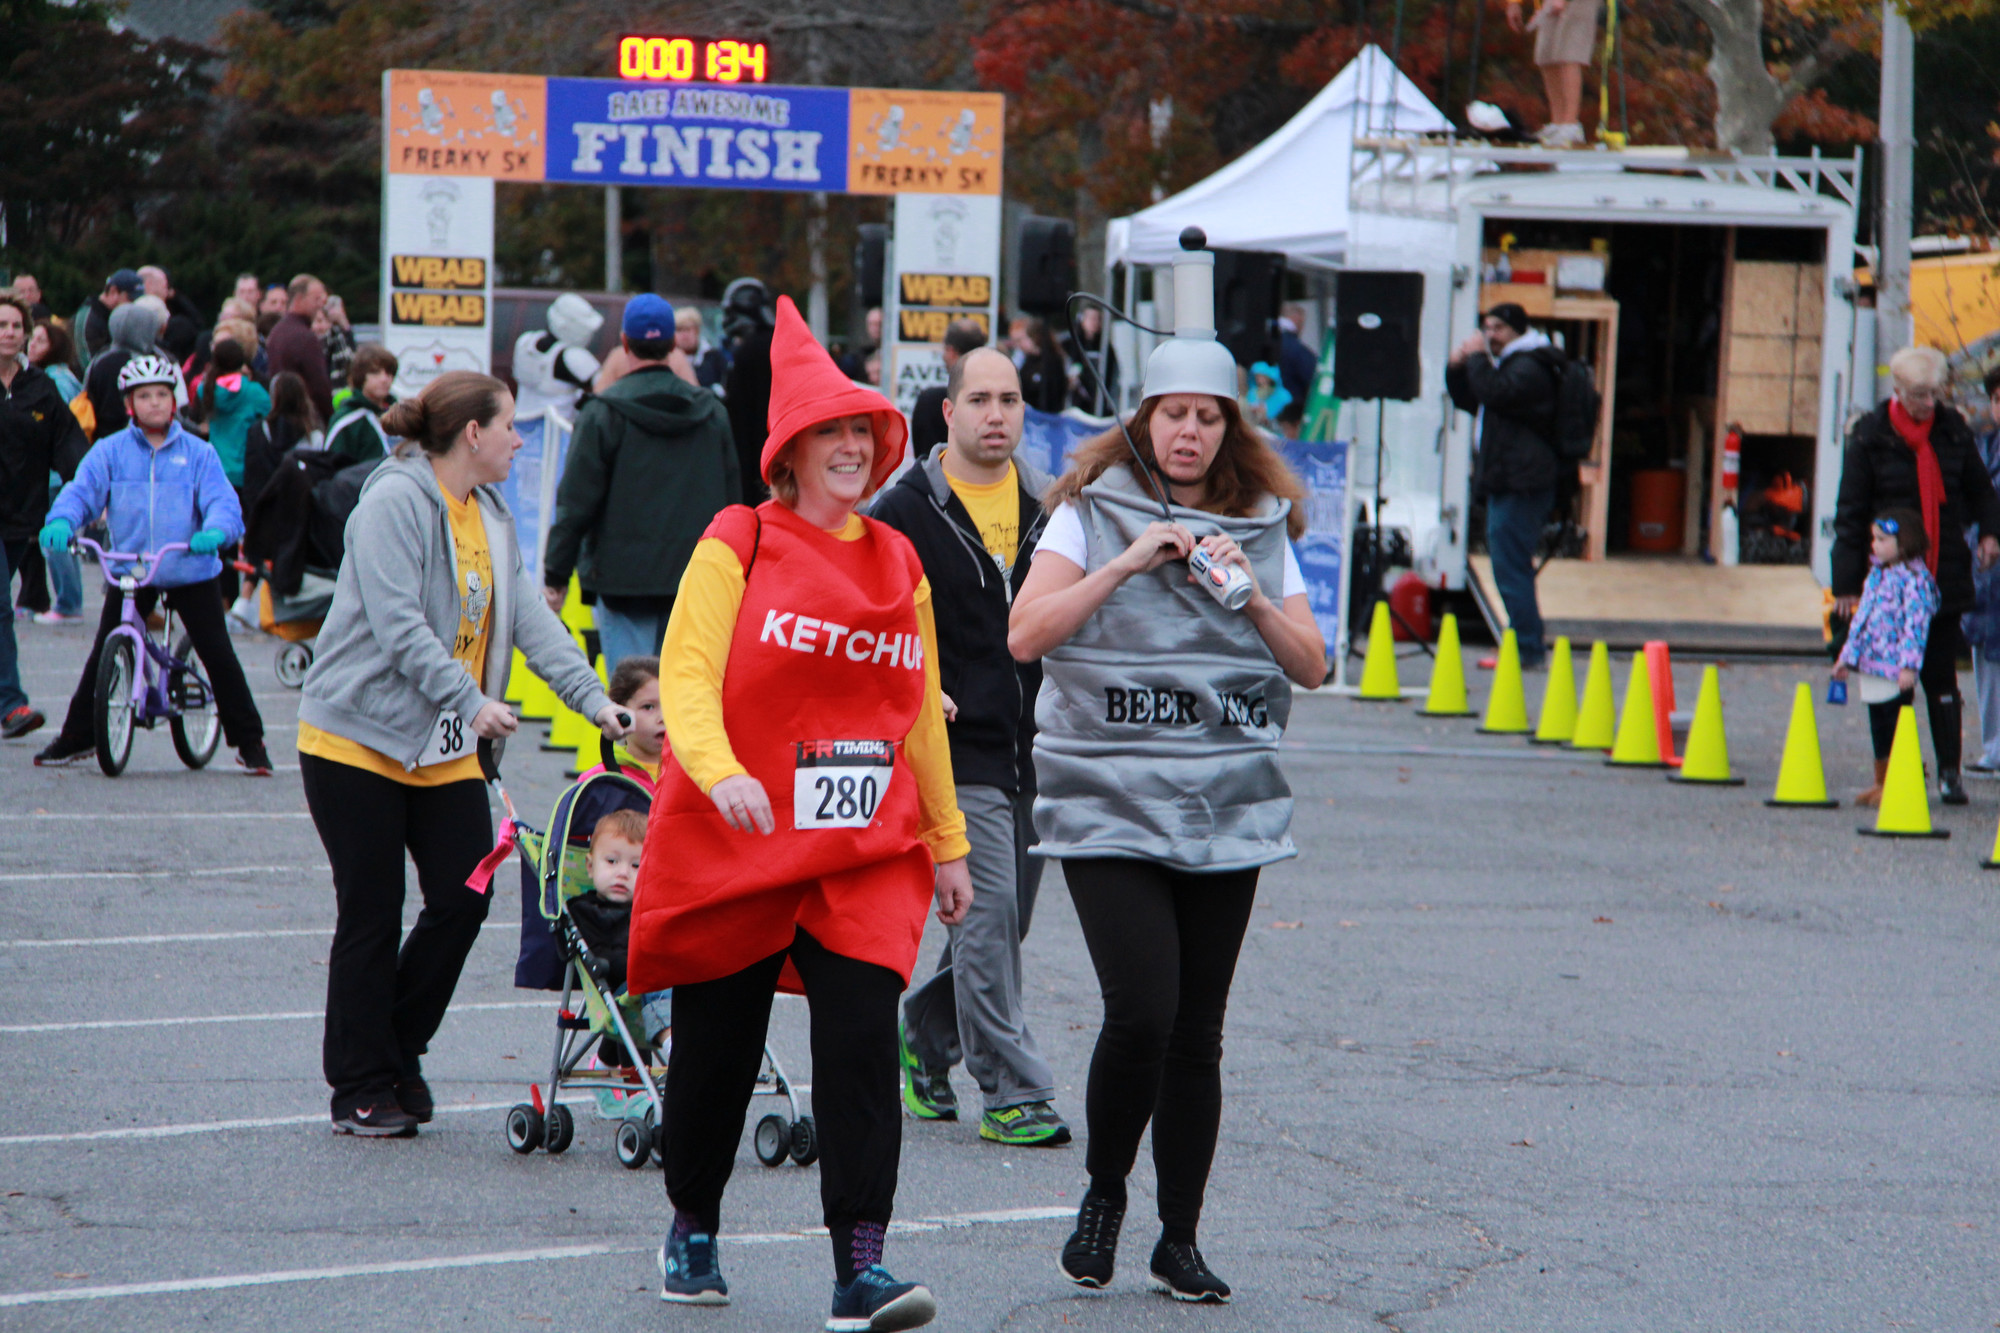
[348,343,399,392]
[1877,507,1929,562]
[607,655,659,705]
[379,370,509,457]
[1045,395,1308,539]
[590,808,648,851]
[31,319,76,376]
[764,416,888,508]
[0,294,33,335]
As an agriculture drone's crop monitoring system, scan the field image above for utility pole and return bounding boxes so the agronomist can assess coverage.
[605,185,623,293]
[805,31,831,343]
[1877,0,1914,366]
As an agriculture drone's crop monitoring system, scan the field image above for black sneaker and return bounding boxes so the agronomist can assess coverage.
[658,1228,728,1305]
[394,1074,433,1124]
[1941,769,1970,805]
[236,742,273,776]
[332,1098,419,1138]
[1147,1238,1230,1303]
[1058,1191,1125,1289]
[826,1265,935,1331]
[2,706,44,739]
[32,736,92,767]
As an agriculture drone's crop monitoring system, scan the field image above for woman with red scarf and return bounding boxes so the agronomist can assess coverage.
[1832,345,2000,805]
[629,296,972,1332]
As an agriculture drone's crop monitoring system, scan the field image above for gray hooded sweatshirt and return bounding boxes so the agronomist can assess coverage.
[300,455,610,769]
[1032,463,1297,871]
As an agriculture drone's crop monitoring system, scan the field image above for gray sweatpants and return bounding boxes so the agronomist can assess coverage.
[902,784,1055,1111]
[1976,653,2000,768]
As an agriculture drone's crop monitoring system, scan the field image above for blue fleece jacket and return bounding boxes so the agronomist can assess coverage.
[50,420,243,587]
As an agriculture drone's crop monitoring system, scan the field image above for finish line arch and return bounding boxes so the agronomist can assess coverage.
[379,69,1005,410]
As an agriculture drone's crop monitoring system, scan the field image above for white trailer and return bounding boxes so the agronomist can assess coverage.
[1344,140,1866,652]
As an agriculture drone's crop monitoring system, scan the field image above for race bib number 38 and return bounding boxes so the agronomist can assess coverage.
[416,709,471,767]
[793,740,894,830]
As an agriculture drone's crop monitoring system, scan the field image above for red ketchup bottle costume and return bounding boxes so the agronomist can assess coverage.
[628,301,943,997]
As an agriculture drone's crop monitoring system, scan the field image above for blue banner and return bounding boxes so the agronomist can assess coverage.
[1281,439,1349,652]
[544,77,850,191]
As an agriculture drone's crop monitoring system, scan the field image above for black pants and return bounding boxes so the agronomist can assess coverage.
[1865,618,1964,769]
[301,754,493,1109]
[664,926,904,1236]
[14,543,48,614]
[56,576,263,750]
[1064,857,1260,1244]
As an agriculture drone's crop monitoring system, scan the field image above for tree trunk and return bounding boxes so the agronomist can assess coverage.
[1691,0,1787,154]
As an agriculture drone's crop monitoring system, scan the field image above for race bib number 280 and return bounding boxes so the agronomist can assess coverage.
[793,740,894,830]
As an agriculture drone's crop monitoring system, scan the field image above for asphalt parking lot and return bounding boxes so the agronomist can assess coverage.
[1,607,1996,1331]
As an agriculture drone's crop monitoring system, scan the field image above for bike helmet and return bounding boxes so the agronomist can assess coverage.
[117,353,180,393]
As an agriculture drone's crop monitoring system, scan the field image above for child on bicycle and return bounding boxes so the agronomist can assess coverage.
[33,354,271,774]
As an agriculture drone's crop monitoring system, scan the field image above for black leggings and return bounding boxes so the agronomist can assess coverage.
[663,926,904,1241]
[1064,857,1260,1245]
[57,577,263,750]
[1866,618,1964,768]
[300,755,493,1108]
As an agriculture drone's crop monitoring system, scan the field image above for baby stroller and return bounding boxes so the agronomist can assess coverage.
[259,570,335,687]
[501,737,818,1171]
[242,448,377,687]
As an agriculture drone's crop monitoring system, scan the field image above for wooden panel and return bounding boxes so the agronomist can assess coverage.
[1730,376,1793,435]
[1731,262,1801,335]
[1728,335,1795,376]
[1796,265,1825,329]
[1479,282,1554,317]
[1791,376,1821,435]
[1792,337,1822,377]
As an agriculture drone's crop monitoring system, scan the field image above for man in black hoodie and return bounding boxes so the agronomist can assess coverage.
[543,295,738,667]
[869,347,1069,1147]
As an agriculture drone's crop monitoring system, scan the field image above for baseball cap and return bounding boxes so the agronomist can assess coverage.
[621,293,674,341]
[105,269,143,298]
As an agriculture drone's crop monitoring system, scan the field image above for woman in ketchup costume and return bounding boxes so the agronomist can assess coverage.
[631,296,972,1331]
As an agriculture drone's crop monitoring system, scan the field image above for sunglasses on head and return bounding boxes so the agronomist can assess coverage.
[1877,518,1900,535]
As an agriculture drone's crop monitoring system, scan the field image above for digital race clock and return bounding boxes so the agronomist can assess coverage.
[617,35,769,83]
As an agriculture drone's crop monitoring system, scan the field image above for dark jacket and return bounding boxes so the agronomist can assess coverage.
[84,349,132,442]
[1277,328,1318,406]
[868,444,1051,793]
[910,386,948,455]
[544,365,738,599]
[1019,350,1068,414]
[1445,337,1562,496]
[1833,400,2000,615]
[568,890,631,991]
[0,363,89,540]
[266,312,333,422]
[81,298,114,360]
[723,328,773,504]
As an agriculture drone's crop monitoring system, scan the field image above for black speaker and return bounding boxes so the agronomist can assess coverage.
[1333,270,1423,401]
[854,224,888,311]
[1212,249,1285,367]
[1017,216,1075,315]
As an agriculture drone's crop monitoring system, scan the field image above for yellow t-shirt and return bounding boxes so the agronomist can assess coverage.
[945,460,1021,572]
[297,488,494,786]
[659,512,970,862]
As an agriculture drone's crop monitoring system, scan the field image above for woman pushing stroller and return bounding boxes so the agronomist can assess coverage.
[629,297,971,1331]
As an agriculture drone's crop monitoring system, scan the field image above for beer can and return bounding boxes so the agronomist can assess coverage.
[1188,547,1253,611]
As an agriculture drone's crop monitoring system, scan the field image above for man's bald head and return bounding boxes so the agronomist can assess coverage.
[945,344,1017,403]
[942,346,1024,469]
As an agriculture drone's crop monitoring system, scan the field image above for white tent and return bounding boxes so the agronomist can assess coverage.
[1105,46,1450,270]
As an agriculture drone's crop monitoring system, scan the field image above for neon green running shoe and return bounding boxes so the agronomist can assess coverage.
[979,1100,1072,1146]
[898,1024,957,1121]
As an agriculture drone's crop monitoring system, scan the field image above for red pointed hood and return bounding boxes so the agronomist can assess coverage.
[762,294,908,490]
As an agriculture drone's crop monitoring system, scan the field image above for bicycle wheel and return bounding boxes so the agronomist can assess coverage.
[169,632,220,769]
[93,637,136,776]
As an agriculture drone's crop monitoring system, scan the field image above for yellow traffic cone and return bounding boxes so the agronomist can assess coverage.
[1418,613,1474,717]
[1859,706,1949,839]
[1356,601,1404,702]
[1765,682,1838,808]
[1605,652,1667,767]
[1568,641,1616,751]
[517,667,558,723]
[545,700,589,754]
[504,647,527,707]
[1980,808,2000,868]
[560,573,591,635]
[1531,636,1578,744]
[1478,629,1531,733]
[1667,665,1744,785]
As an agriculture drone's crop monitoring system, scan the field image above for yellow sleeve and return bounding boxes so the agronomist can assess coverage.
[660,537,751,794]
[906,576,971,862]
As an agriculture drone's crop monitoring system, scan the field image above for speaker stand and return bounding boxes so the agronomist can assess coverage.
[1360,401,1434,660]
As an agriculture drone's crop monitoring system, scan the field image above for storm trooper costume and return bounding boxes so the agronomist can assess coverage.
[512,293,603,423]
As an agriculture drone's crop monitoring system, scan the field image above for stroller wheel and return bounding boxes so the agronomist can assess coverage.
[789,1115,820,1167]
[645,1106,666,1162]
[505,1103,544,1154]
[544,1103,575,1154]
[275,642,312,689]
[753,1113,790,1167]
[615,1118,651,1169]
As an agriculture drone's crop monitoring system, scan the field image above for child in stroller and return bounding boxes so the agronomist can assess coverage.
[505,740,816,1171]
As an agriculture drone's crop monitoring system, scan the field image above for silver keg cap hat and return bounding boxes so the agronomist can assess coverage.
[1140,227,1240,402]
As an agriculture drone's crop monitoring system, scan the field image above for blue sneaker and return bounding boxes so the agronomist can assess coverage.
[826,1264,936,1331]
[658,1228,728,1305]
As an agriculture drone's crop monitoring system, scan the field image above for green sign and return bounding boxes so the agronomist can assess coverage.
[1301,326,1340,442]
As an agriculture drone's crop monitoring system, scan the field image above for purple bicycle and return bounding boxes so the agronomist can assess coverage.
[72,537,221,777]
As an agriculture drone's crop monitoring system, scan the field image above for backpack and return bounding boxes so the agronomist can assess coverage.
[1534,348,1602,462]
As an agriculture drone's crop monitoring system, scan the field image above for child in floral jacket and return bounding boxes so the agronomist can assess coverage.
[1835,507,1939,806]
